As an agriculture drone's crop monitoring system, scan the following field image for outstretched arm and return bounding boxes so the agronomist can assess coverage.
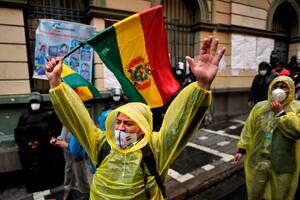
[46,57,103,166]
[153,36,226,173]
[46,57,63,88]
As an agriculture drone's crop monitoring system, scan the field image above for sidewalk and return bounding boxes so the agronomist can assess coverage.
[0,115,248,200]
[165,114,247,199]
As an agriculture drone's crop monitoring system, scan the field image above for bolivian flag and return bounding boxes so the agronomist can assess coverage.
[85,5,180,108]
[61,64,101,101]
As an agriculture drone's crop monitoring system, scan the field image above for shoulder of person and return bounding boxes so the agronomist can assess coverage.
[252,100,269,111]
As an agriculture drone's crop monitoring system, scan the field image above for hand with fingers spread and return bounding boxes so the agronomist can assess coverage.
[186,36,226,89]
[46,57,64,88]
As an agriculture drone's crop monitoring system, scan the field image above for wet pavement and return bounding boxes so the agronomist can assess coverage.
[166,115,247,200]
[0,114,248,200]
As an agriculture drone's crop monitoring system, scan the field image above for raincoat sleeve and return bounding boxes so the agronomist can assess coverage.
[237,106,255,151]
[276,109,300,139]
[49,82,104,165]
[152,82,211,174]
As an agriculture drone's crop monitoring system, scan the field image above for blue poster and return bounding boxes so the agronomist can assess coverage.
[34,19,96,82]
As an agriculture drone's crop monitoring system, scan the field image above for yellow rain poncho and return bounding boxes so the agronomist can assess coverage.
[50,82,211,199]
[238,76,300,200]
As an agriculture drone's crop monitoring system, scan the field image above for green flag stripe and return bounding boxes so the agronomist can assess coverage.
[62,74,101,97]
[88,85,102,97]
[86,26,145,103]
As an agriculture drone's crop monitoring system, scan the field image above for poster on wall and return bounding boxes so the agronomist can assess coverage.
[33,19,96,82]
[231,34,274,76]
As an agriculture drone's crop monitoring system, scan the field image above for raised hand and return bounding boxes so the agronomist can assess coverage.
[186,36,226,89]
[46,57,64,88]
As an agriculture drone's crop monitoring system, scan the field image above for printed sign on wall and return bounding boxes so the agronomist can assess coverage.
[34,19,95,82]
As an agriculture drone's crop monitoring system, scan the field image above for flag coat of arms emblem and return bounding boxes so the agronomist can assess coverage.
[86,5,180,108]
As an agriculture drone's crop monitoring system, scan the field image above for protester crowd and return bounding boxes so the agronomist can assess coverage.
[234,55,300,200]
[13,22,300,199]
[248,55,300,108]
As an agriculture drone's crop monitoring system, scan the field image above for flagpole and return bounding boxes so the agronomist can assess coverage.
[63,41,85,59]
[45,41,85,69]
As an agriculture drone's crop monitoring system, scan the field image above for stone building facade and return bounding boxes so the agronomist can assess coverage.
[0,0,299,172]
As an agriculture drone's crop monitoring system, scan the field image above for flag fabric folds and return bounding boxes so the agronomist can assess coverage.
[85,5,180,108]
[61,64,101,101]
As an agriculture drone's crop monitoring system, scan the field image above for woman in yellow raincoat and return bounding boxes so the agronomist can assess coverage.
[234,76,300,200]
[46,36,225,199]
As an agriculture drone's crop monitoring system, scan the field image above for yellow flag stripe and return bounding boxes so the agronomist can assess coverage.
[61,64,75,77]
[113,14,163,108]
[76,86,93,101]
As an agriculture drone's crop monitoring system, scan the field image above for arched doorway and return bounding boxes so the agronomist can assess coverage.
[268,1,299,65]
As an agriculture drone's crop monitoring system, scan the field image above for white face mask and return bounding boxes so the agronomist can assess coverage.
[31,103,41,111]
[114,130,138,149]
[272,88,287,102]
[112,95,121,102]
[259,70,267,76]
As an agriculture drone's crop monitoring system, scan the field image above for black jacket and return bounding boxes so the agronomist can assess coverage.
[248,73,278,104]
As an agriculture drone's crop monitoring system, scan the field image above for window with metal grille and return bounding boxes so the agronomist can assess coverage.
[162,0,200,86]
[25,0,89,93]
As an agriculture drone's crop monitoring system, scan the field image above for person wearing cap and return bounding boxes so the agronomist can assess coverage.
[14,92,64,193]
[46,36,225,199]
[233,76,300,200]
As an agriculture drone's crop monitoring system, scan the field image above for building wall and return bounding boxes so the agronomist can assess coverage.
[289,42,300,60]
[0,0,299,172]
[90,18,106,90]
[230,1,269,29]
[1,0,298,95]
[0,0,298,115]
[104,0,151,12]
[0,7,30,95]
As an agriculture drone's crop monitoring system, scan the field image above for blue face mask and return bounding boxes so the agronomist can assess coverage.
[114,130,138,149]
